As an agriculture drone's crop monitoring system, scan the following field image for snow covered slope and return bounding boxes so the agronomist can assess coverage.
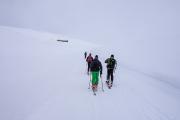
[0,26,180,120]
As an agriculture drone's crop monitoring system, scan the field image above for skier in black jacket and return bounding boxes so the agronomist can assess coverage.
[105,54,117,87]
[90,55,102,91]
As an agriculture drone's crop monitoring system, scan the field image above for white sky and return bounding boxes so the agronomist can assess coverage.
[0,0,179,44]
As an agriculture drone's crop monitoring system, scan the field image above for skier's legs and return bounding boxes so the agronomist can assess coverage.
[110,69,114,85]
[85,54,87,59]
[106,69,110,83]
[91,72,99,90]
[87,62,91,74]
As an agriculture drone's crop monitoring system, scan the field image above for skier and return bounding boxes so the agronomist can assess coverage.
[86,53,93,75]
[84,52,87,59]
[90,55,102,93]
[105,54,117,88]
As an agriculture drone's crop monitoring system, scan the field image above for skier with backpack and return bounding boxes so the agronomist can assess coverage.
[84,52,87,59]
[90,55,102,95]
[105,54,117,88]
[86,53,93,75]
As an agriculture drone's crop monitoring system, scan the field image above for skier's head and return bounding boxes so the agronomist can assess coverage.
[110,54,114,58]
[89,53,91,56]
[95,55,98,59]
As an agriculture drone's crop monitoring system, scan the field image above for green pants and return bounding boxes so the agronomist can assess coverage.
[91,71,100,85]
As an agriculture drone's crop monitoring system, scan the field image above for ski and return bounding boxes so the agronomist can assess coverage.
[92,89,96,96]
[106,81,112,89]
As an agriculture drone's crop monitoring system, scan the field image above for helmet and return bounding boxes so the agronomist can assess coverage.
[110,54,114,58]
[95,55,98,59]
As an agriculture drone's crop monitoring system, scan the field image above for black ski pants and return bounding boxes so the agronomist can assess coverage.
[87,62,91,73]
[107,68,114,83]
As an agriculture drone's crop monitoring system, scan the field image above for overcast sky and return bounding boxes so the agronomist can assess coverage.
[0,0,179,45]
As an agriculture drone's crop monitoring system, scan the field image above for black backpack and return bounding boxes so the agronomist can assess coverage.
[90,59,101,71]
[107,58,116,69]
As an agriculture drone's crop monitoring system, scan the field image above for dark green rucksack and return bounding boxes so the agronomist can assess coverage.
[106,58,116,69]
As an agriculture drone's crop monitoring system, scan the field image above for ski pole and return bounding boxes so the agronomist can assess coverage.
[100,74,104,92]
[88,72,91,89]
[86,62,88,74]
[114,62,117,73]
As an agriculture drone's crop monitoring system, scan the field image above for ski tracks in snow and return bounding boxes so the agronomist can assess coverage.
[80,51,180,120]
[26,46,179,120]
[117,66,179,120]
